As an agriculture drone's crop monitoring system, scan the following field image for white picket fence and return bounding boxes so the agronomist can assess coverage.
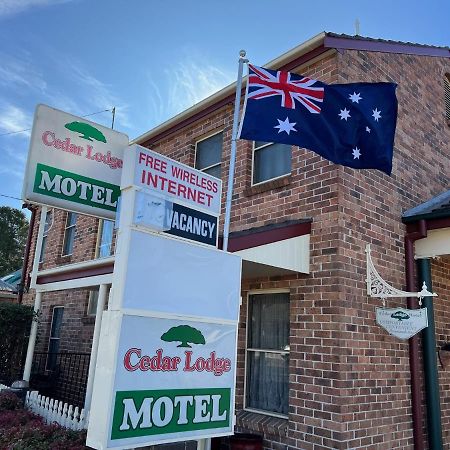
[25,391,87,430]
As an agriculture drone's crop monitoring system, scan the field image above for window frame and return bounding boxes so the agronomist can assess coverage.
[194,130,224,178]
[61,212,77,256]
[39,209,52,263]
[87,286,110,317]
[46,306,64,371]
[95,219,114,258]
[244,289,290,419]
[251,141,292,186]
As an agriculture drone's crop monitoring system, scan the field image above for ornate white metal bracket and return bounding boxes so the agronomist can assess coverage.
[366,244,437,306]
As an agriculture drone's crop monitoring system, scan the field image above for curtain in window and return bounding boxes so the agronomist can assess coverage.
[98,220,114,258]
[247,293,289,415]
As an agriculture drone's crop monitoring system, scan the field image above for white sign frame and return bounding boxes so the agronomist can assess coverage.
[87,310,238,449]
[22,104,128,219]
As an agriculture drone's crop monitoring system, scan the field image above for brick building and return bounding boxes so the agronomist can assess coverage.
[22,32,450,449]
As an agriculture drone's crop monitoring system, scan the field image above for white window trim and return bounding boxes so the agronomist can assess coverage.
[46,306,64,371]
[39,210,53,263]
[95,219,114,259]
[194,129,223,175]
[251,141,292,187]
[243,289,290,419]
[61,212,76,256]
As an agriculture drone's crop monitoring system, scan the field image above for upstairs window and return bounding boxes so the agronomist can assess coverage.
[195,132,223,179]
[62,212,77,256]
[96,219,114,258]
[245,291,290,416]
[445,73,450,123]
[252,141,291,185]
[39,210,52,263]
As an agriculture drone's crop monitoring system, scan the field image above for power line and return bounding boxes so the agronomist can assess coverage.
[0,107,114,138]
[0,193,23,201]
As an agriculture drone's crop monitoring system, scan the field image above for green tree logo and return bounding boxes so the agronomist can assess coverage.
[391,311,410,321]
[161,325,206,348]
[64,121,107,143]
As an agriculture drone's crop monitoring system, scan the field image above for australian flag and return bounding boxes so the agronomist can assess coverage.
[238,64,398,175]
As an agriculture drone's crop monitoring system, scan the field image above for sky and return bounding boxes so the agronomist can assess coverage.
[0,0,448,214]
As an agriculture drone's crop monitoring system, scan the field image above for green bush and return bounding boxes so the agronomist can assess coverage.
[0,303,36,384]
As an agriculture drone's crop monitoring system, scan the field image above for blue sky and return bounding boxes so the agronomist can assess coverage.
[0,0,448,212]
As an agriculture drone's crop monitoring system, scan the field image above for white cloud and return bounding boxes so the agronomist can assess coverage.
[0,0,70,17]
[0,103,32,137]
[144,59,233,131]
[166,61,233,115]
[60,62,132,131]
[0,51,47,92]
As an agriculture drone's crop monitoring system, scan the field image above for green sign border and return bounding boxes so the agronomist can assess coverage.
[111,388,231,440]
[33,163,120,212]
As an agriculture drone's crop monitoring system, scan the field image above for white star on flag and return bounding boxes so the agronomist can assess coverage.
[352,147,361,159]
[372,108,382,121]
[338,108,351,121]
[274,117,297,135]
[349,92,362,103]
[366,126,371,133]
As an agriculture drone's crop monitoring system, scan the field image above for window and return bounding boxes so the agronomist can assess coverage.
[39,210,52,263]
[246,292,289,416]
[46,307,64,370]
[252,141,291,185]
[195,132,223,179]
[445,73,450,122]
[96,219,114,258]
[62,212,77,256]
[87,287,110,316]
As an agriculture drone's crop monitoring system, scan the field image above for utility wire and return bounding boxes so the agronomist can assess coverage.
[0,108,115,138]
[0,193,23,201]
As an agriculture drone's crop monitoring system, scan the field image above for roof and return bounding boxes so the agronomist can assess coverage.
[402,190,450,223]
[0,278,16,293]
[1,269,22,289]
[132,31,449,147]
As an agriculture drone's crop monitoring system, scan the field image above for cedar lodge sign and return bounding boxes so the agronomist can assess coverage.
[23,104,128,219]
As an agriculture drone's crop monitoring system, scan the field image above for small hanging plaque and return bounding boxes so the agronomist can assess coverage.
[376,307,428,340]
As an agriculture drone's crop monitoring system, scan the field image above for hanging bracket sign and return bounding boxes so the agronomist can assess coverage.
[376,307,428,340]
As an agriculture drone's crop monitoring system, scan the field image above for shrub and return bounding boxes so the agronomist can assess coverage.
[0,392,88,449]
[0,303,37,384]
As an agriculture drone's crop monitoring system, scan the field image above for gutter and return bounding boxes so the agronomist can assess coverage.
[404,219,426,450]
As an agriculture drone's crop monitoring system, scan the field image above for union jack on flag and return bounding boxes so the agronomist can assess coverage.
[247,64,324,113]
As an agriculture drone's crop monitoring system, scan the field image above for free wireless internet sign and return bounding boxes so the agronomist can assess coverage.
[22,104,128,219]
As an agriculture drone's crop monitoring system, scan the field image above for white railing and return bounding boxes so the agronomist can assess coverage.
[25,391,87,430]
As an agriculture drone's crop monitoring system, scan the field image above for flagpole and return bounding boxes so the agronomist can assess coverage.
[223,50,248,252]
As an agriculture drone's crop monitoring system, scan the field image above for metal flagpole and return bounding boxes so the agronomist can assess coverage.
[196,50,247,450]
[222,50,248,252]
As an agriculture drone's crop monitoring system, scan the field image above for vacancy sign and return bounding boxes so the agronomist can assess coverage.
[121,145,222,216]
[134,192,218,246]
[87,312,237,449]
[22,104,128,219]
